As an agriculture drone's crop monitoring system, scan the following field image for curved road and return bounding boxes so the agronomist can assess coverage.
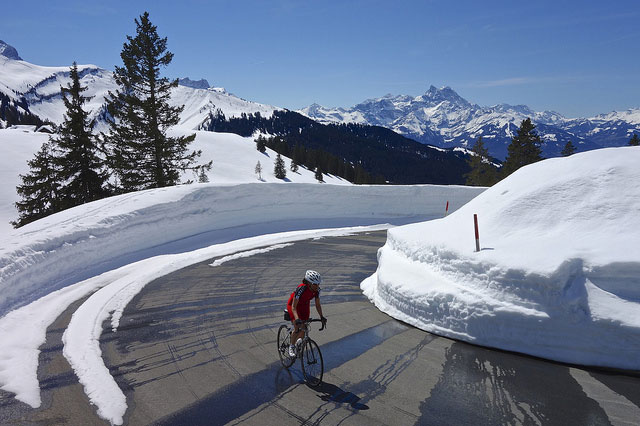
[2,230,640,425]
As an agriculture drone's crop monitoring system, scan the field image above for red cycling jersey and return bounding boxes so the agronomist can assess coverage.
[287,282,320,321]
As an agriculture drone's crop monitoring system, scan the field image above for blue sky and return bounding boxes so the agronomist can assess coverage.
[2,0,639,117]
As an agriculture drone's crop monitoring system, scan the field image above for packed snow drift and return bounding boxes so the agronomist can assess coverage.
[362,146,640,370]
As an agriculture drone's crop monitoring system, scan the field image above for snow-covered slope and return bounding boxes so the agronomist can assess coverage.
[362,145,640,370]
[300,86,640,160]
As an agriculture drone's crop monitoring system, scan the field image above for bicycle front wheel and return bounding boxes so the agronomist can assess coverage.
[277,325,295,368]
[300,339,323,386]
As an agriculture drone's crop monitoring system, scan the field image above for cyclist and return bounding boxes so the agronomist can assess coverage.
[287,270,327,357]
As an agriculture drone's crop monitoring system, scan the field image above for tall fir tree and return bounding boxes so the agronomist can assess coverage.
[52,62,108,208]
[255,135,267,153]
[103,12,206,192]
[561,140,577,156]
[274,153,287,179]
[13,142,60,227]
[315,167,324,183]
[464,136,497,186]
[502,118,543,177]
[629,134,639,146]
[13,63,109,227]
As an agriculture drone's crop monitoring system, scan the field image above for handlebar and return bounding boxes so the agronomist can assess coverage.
[305,318,326,331]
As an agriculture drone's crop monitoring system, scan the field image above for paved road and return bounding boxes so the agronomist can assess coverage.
[2,230,640,425]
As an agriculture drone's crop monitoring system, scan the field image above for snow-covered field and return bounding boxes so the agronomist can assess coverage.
[363,146,640,371]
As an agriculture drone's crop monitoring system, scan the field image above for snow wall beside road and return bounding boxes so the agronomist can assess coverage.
[0,183,484,316]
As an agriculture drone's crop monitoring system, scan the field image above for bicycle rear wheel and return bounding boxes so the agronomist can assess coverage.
[277,325,295,368]
[300,339,323,386]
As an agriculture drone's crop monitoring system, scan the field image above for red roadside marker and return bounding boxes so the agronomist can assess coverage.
[474,214,480,252]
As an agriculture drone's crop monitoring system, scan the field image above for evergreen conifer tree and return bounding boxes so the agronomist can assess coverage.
[315,167,324,182]
[274,153,287,179]
[464,136,497,186]
[561,140,577,156]
[629,134,639,146]
[13,63,110,227]
[13,142,60,227]
[502,118,543,177]
[103,12,206,192]
[256,135,267,153]
[255,161,263,180]
[52,62,108,208]
[197,167,209,183]
[290,160,299,173]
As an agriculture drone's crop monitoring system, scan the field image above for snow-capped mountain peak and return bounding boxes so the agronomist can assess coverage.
[178,77,210,90]
[0,41,22,61]
[421,85,471,107]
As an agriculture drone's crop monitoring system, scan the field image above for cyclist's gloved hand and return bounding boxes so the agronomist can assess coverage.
[321,316,327,326]
[295,319,303,326]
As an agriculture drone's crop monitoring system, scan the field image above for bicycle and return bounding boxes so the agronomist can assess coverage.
[277,313,325,387]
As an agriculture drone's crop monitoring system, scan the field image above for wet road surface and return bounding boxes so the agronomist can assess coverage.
[2,230,640,425]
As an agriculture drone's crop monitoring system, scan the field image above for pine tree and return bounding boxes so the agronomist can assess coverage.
[629,134,640,146]
[103,12,205,192]
[464,136,497,186]
[256,135,267,153]
[255,161,263,180]
[561,140,577,156]
[197,166,209,183]
[12,142,60,227]
[274,153,287,179]
[52,62,108,209]
[290,160,299,173]
[13,63,110,227]
[502,118,543,177]
[315,167,324,183]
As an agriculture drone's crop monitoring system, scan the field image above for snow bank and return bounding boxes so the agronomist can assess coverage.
[362,146,640,370]
[0,182,483,317]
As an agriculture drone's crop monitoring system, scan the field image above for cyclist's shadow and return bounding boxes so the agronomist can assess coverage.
[275,368,369,410]
[314,381,369,410]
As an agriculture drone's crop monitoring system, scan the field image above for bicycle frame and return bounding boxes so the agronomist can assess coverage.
[294,318,324,355]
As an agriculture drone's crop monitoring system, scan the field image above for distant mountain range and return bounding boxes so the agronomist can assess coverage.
[298,86,640,159]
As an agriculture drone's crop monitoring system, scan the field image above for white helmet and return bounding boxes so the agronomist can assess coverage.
[305,270,322,285]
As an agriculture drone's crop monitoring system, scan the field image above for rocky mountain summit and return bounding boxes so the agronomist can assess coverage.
[299,86,640,159]
[0,40,22,61]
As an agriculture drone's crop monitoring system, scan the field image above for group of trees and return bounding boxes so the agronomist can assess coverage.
[465,118,543,187]
[1,92,51,129]
[465,119,581,187]
[466,119,640,188]
[13,12,209,227]
[205,109,470,185]
[255,135,383,184]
